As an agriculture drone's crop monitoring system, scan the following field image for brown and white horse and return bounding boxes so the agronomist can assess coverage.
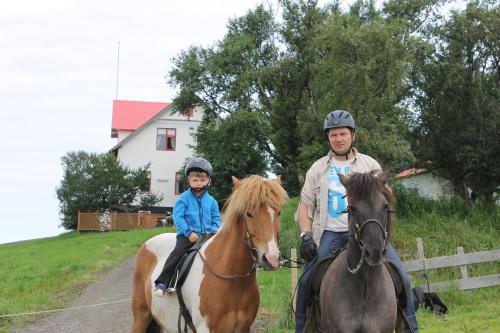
[131,175,288,333]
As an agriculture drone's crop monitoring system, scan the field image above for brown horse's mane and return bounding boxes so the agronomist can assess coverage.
[221,175,288,230]
[344,171,394,234]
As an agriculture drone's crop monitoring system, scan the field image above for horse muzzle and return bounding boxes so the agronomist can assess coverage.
[260,251,280,271]
[363,245,386,266]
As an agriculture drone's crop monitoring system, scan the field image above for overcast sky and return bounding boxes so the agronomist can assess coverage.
[0,0,283,244]
[0,0,467,245]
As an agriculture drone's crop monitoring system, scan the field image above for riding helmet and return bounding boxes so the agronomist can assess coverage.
[324,110,356,133]
[185,157,213,177]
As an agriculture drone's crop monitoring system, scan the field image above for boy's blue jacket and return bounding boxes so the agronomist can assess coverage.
[173,189,222,238]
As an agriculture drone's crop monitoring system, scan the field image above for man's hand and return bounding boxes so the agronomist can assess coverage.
[188,232,199,243]
[299,234,317,261]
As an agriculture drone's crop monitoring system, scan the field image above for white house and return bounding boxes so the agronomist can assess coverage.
[110,100,203,213]
[394,167,455,199]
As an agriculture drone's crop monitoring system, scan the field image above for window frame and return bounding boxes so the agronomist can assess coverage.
[174,172,183,195]
[141,171,151,194]
[156,128,176,151]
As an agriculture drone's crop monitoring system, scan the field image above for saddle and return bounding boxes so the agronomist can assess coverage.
[302,248,343,333]
[172,233,215,333]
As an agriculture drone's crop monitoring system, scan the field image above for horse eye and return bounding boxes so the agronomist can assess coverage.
[277,211,281,217]
[246,212,254,218]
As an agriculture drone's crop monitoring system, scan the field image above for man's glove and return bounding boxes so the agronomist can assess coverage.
[299,233,317,261]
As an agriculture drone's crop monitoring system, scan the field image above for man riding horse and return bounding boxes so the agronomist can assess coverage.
[295,110,419,333]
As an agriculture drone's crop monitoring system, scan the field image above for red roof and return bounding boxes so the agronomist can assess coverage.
[395,167,428,179]
[111,100,171,136]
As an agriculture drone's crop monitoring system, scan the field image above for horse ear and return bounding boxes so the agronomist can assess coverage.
[339,174,349,186]
[232,176,242,188]
[275,175,282,184]
[371,170,388,184]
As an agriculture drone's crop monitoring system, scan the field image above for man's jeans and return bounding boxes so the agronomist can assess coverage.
[295,230,418,333]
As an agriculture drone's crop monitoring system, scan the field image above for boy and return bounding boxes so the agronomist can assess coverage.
[154,157,221,296]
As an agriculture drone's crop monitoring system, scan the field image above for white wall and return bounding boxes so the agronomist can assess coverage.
[396,173,455,199]
[116,107,203,207]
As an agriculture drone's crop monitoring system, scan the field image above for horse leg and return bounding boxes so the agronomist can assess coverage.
[131,245,158,333]
[395,312,404,333]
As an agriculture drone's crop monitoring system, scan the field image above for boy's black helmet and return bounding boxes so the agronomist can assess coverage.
[324,110,356,132]
[185,157,213,177]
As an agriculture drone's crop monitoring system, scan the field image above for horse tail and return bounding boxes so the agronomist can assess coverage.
[131,243,159,333]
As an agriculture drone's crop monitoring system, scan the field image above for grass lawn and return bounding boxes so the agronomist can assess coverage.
[1,192,499,333]
[0,228,171,333]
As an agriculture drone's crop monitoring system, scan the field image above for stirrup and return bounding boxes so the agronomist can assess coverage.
[154,285,167,297]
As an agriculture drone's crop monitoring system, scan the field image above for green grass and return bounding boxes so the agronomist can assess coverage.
[0,228,171,333]
[1,191,499,333]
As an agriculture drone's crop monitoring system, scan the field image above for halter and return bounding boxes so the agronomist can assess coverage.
[347,214,389,274]
[197,213,260,280]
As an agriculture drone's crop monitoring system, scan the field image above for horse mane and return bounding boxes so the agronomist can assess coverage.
[344,171,394,234]
[221,175,288,230]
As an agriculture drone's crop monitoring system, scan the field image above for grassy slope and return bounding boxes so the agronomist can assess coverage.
[1,194,499,333]
[0,228,170,333]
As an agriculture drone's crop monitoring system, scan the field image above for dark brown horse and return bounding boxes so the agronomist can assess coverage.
[315,172,403,333]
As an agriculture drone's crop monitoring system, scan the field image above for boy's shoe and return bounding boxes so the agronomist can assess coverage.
[166,287,176,294]
[154,283,167,297]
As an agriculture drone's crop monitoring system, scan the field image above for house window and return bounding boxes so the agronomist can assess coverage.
[175,172,183,195]
[156,128,176,151]
[183,107,194,118]
[141,171,151,193]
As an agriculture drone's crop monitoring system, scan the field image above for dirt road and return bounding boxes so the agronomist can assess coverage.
[11,256,270,333]
[11,256,135,333]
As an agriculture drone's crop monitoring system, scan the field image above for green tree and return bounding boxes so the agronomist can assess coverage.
[410,1,500,203]
[306,1,417,172]
[194,111,269,202]
[169,1,326,196]
[56,151,161,230]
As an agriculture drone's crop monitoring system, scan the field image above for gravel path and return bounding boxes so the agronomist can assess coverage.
[10,256,272,333]
[11,256,135,333]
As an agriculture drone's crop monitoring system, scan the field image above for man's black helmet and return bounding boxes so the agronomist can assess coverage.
[185,157,213,177]
[324,110,356,132]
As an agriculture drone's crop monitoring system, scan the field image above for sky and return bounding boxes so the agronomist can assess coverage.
[0,0,283,244]
[0,0,467,245]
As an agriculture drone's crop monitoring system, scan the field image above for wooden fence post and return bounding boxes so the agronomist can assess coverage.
[291,248,298,311]
[77,210,80,234]
[457,246,471,294]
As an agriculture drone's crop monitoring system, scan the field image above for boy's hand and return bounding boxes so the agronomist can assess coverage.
[188,232,198,243]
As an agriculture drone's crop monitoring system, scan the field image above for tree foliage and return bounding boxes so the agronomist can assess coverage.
[410,1,500,203]
[56,151,162,230]
[167,0,499,205]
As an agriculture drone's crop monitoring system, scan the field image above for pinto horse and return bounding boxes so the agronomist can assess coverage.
[313,172,403,333]
[131,175,288,333]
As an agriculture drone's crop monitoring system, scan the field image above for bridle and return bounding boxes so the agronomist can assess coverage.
[346,208,391,274]
[197,211,269,281]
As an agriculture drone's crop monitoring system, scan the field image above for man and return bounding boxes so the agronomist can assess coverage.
[295,110,419,333]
